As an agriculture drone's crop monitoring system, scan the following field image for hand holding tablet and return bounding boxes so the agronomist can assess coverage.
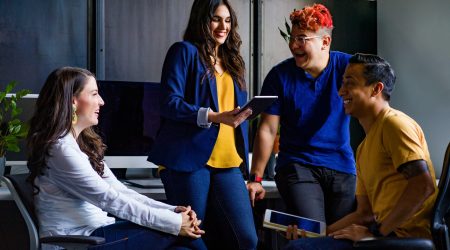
[237,96,278,120]
[263,209,326,237]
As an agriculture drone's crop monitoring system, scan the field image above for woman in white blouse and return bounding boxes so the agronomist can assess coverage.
[26,67,205,250]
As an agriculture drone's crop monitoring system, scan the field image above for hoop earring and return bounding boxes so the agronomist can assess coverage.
[72,104,78,124]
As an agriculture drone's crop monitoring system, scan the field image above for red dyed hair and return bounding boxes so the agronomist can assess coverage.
[290,3,333,32]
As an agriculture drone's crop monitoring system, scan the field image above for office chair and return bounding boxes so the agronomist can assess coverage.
[354,141,450,250]
[1,174,105,250]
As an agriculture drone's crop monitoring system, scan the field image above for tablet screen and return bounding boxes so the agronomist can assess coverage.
[270,211,322,234]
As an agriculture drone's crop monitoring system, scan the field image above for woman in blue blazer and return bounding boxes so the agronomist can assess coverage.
[148,0,258,249]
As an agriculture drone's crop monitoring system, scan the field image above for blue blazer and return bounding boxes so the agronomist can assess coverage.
[148,41,249,174]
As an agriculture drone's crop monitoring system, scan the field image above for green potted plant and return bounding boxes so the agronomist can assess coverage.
[0,81,31,176]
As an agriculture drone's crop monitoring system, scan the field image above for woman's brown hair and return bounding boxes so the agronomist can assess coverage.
[183,0,246,90]
[27,67,106,192]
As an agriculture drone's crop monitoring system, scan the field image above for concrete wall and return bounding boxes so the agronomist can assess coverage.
[378,0,450,176]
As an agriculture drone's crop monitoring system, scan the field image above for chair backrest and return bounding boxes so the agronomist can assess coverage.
[2,174,39,250]
[431,142,450,250]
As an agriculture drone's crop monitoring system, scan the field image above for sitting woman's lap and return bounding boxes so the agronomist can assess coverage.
[89,220,205,250]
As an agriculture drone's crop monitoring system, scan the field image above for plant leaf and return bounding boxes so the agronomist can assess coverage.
[16,89,31,98]
[5,81,16,94]
[12,124,21,134]
[0,91,5,102]
[278,28,290,43]
[285,18,291,36]
[6,144,20,152]
[0,81,31,155]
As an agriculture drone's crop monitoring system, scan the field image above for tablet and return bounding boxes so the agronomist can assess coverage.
[123,179,164,188]
[263,209,326,237]
[238,96,277,120]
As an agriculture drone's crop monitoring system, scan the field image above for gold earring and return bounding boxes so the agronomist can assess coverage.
[72,104,78,124]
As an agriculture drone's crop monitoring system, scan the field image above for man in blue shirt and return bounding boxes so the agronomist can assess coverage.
[247,3,356,225]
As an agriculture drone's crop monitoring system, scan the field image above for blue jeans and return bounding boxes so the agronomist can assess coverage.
[283,237,354,250]
[89,220,206,250]
[275,163,356,224]
[161,166,258,250]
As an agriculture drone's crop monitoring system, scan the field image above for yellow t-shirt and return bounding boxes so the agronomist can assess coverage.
[206,71,242,168]
[356,107,437,238]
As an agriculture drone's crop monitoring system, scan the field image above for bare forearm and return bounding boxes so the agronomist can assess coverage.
[208,110,220,123]
[251,129,276,177]
[379,174,435,235]
[327,211,374,234]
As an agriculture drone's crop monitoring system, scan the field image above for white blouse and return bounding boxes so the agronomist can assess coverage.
[35,133,181,237]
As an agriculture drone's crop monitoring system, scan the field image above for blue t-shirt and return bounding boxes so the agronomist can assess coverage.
[261,51,355,175]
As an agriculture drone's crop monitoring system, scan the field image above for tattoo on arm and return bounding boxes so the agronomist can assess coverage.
[397,160,429,179]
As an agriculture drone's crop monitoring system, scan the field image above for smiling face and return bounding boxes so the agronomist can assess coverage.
[210,4,231,48]
[73,76,104,131]
[289,25,330,76]
[339,63,375,118]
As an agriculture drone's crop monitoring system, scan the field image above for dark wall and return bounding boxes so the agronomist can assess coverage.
[100,0,251,84]
[0,0,88,93]
[102,0,193,82]
[323,0,376,152]
[321,0,377,54]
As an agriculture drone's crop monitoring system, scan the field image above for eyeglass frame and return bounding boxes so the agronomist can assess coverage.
[289,35,321,45]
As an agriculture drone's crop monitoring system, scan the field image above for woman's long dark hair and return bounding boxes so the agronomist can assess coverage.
[27,67,106,192]
[183,0,246,90]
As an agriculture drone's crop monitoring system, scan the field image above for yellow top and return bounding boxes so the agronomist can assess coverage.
[207,71,242,168]
[356,107,437,238]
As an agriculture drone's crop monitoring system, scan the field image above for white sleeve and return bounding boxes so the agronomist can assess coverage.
[197,107,212,128]
[47,142,181,235]
[102,166,177,211]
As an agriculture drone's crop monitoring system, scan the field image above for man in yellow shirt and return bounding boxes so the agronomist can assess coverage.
[284,53,437,249]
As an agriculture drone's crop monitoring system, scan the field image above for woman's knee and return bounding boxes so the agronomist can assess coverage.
[238,231,258,250]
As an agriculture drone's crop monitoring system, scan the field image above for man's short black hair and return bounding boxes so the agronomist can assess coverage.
[349,53,396,101]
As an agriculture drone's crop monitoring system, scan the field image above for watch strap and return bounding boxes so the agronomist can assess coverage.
[249,174,263,183]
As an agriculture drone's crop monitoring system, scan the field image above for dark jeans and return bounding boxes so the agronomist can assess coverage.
[89,220,205,250]
[283,236,354,250]
[160,167,258,250]
[275,163,356,224]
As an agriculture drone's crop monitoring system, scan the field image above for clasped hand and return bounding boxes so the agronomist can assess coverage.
[175,206,205,239]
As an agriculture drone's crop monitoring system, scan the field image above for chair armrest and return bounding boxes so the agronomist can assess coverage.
[353,237,433,250]
[41,235,105,245]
